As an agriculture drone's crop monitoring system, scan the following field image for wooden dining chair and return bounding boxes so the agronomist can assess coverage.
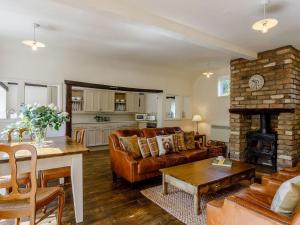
[40,128,85,188]
[7,128,29,143]
[0,144,65,225]
[1,128,31,192]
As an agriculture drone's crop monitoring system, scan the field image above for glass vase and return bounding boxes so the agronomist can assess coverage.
[33,128,47,147]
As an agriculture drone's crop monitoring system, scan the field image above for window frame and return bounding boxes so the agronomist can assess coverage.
[218,77,230,97]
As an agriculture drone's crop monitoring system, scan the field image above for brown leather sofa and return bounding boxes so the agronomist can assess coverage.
[262,163,300,185]
[109,127,208,183]
[207,170,300,225]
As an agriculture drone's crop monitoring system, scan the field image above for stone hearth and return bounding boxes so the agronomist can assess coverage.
[229,46,300,170]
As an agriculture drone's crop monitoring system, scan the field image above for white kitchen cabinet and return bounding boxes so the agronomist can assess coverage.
[137,93,145,113]
[126,92,137,113]
[94,91,101,112]
[73,122,138,147]
[95,128,103,146]
[86,128,97,147]
[84,90,101,112]
[84,90,94,112]
[101,91,115,112]
[102,127,111,145]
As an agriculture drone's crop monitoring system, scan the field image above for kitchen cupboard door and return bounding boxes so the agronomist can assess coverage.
[138,94,145,113]
[93,91,101,112]
[101,91,115,112]
[84,90,101,112]
[126,92,137,113]
[102,127,111,145]
[84,90,94,112]
[86,128,96,147]
[95,128,103,146]
[107,91,115,112]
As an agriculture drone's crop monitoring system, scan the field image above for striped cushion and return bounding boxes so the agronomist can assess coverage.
[147,137,159,157]
[138,137,151,158]
[173,132,187,151]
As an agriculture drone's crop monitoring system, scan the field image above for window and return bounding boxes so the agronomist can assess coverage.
[25,83,58,106]
[0,83,7,119]
[218,78,230,97]
[0,82,18,119]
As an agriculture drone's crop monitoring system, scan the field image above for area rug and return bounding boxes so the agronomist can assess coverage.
[141,184,245,225]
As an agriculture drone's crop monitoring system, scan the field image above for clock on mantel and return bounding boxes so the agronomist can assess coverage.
[249,74,264,91]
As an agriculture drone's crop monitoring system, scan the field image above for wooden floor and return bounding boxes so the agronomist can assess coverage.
[1,150,183,225]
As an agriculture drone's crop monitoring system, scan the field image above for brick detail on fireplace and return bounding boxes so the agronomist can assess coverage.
[229,46,300,169]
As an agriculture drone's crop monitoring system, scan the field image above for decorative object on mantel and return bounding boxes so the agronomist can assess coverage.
[192,114,202,134]
[2,104,69,146]
[141,184,243,225]
[22,23,46,51]
[252,0,278,34]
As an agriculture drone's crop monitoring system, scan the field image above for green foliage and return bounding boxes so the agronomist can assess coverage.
[2,104,69,137]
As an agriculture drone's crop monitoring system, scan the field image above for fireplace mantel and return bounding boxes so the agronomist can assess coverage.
[229,108,295,115]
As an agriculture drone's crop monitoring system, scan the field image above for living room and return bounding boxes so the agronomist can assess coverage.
[1,0,300,225]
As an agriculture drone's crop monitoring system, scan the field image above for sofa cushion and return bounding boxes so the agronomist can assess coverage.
[137,137,151,158]
[271,176,300,216]
[181,149,207,162]
[156,135,175,156]
[138,157,166,174]
[159,153,187,167]
[147,137,159,157]
[173,132,187,152]
[119,135,142,159]
[184,131,196,149]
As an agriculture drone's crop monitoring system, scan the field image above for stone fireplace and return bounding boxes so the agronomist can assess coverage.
[229,46,300,170]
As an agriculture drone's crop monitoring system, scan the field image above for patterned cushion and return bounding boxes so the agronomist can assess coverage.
[173,132,187,151]
[137,137,151,158]
[147,137,159,157]
[119,135,141,159]
[184,131,196,150]
[156,135,174,156]
[271,176,300,216]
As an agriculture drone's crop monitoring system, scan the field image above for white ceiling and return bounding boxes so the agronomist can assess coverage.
[0,0,299,71]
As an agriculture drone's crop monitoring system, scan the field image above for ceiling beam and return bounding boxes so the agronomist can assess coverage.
[55,0,257,59]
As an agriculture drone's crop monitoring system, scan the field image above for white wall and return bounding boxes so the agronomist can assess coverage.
[192,67,230,141]
[0,45,194,134]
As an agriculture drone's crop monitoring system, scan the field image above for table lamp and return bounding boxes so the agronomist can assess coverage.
[192,115,202,134]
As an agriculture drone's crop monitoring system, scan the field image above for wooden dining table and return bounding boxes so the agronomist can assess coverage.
[0,136,89,223]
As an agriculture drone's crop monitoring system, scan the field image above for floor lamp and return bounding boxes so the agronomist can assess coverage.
[192,115,202,135]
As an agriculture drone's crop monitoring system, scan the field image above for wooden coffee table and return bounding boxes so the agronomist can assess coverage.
[160,158,255,215]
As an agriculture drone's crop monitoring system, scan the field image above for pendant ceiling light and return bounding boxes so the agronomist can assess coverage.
[252,0,278,34]
[22,23,46,51]
[202,72,214,78]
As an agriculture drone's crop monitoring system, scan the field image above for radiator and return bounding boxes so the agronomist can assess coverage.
[211,125,230,142]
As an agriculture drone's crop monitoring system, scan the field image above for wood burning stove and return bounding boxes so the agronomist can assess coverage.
[246,114,277,171]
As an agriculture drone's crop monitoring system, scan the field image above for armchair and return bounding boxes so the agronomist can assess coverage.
[207,170,300,225]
